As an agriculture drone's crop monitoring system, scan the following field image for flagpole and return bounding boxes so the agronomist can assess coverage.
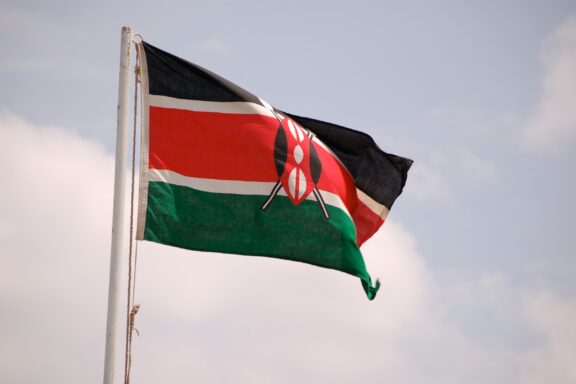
[103,25,133,384]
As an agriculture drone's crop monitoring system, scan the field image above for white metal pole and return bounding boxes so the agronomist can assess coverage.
[103,25,133,384]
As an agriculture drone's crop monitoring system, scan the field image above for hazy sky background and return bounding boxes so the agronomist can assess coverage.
[1,1,575,383]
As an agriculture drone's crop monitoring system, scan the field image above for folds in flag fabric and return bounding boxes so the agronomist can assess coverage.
[136,41,412,299]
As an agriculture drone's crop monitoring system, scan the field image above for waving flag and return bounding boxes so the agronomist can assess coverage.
[136,41,412,299]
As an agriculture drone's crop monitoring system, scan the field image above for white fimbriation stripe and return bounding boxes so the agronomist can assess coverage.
[357,188,389,220]
[149,94,277,118]
[147,168,351,218]
[258,97,275,112]
[150,168,278,196]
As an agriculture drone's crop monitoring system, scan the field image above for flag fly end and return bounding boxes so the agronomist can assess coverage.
[363,278,381,301]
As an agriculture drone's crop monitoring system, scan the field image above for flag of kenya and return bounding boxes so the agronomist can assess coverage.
[136,41,412,299]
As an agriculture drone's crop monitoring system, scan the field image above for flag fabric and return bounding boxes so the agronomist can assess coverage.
[136,41,412,299]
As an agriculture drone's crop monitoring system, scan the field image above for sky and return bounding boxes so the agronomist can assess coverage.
[1,0,575,383]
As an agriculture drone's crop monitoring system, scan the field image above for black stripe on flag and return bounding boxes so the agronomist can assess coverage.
[142,41,262,104]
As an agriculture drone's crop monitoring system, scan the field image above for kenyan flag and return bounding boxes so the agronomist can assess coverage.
[136,41,412,299]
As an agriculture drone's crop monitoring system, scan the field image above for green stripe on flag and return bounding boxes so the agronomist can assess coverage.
[144,181,379,298]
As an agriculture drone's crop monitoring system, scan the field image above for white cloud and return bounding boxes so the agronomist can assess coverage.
[525,15,576,153]
[522,291,576,384]
[0,110,114,383]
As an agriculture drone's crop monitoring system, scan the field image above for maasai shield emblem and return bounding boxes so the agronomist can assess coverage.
[261,110,330,219]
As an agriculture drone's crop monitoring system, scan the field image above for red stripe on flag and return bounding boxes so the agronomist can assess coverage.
[352,200,385,246]
[149,106,279,181]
